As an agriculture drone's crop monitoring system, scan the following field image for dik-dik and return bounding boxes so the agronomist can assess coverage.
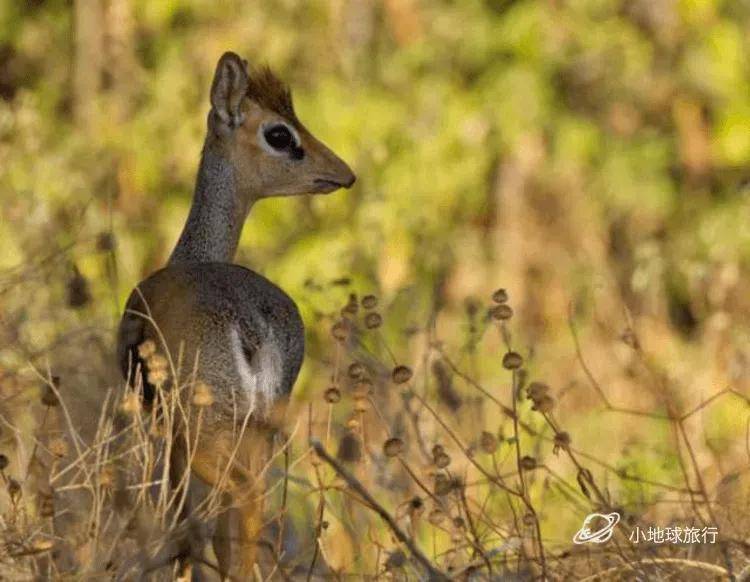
[117,51,355,579]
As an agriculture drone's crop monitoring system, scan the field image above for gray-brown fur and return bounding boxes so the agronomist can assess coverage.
[116,50,354,578]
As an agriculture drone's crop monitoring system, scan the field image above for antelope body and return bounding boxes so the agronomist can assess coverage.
[116,51,354,579]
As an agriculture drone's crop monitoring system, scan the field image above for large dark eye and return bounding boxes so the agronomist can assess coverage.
[263,124,294,150]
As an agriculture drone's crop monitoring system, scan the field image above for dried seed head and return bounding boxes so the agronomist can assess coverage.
[428,508,446,525]
[383,437,404,457]
[490,304,513,321]
[49,437,69,458]
[147,368,169,387]
[0,454,8,471]
[479,431,498,454]
[364,312,382,329]
[137,340,157,359]
[434,452,451,469]
[526,382,550,401]
[532,394,555,414]
[353,396,369,412]
[342,294,359,316]
[520,456,537,471]
[432,444,445,458]
[362,294,378,309]
[434,473,454,496]
[192,381,214,407]
[96,232,115,252]
[120,392,140,416]
[147,353,168,371]
[324,386,341,404]
[502,351,524,370]
[492,288,509,304]
[99,466,114,489]
[331,320,350,341]
[553,431,571,454]
[347,362,365,379]
[345,416,360,430]
[352,378,372,398]
[67,266,91,308]
[391,365,413,384]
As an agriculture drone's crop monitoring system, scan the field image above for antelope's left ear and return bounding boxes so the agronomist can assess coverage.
[210,52,249,130]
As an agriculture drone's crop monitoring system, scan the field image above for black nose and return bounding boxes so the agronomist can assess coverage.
[343,173,356,188]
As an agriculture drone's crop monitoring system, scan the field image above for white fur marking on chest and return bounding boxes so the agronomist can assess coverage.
[228,325,282,417]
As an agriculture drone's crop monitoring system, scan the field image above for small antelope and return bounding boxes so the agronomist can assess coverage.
[117,51,355,578]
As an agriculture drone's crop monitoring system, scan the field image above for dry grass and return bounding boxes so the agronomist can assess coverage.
[1,283,749,581]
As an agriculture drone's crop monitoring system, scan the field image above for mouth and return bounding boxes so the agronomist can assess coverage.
[312,178,348,194]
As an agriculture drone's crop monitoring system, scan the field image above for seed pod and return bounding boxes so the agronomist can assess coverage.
[331,320,349,341]
[147,353,168,371]
[502,351,523,370]
[434,452,451,469]
[391,365,413,384]
[532,394,555,414]
[428,508,446,525]
[96,232,115,252]
[137,340,157,359]
[192,381,214,407]
[352,378,372,398]
[120,392,140,416]
[364,312,382,329]
[434,473,453,496]
[67,266,91,308]
[99,466,114,489]
[432,444,445,458]
[49,437,69,458]
[492,288,509,304]
[523,513,536,526]
[353,396,369,412]
[490,304,513,321]
[453,516,465,529]
[0,453,8,470]
[553,431,571,453]
[342,294,359,316]
[409,496,424,517]
[526,382,549,401]
[520,456,537,471]
[324,386,341,403]
[345,416,360,430]
[347,362,365,379]
[479,431,498,454]
[383,437,404,457]
[147,368,169,387]
[362,295,378,309]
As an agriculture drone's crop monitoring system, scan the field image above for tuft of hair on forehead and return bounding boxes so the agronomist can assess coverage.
[246,66,299,125]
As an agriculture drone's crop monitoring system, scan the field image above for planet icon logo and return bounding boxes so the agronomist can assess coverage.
[572,512,621,544]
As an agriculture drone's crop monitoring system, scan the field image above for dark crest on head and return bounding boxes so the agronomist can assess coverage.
[246,66,298,126]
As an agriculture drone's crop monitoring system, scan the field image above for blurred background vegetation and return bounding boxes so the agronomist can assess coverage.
[2,0,750,577]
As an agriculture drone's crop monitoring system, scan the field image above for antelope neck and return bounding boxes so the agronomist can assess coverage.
[169,144,254,265]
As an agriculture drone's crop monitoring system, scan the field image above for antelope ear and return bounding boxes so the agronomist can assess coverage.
[210,52,249,129]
